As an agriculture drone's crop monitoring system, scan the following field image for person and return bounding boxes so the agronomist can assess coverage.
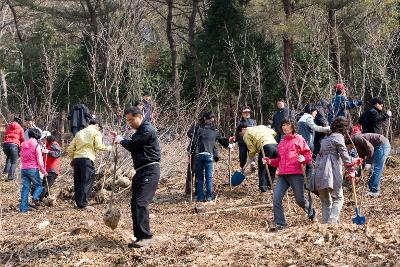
[187,111,230,202]
[271,99,293,142]
[19,128,47,212]
[358,97,392,134]
[314,99,330,155]
[3,117,24,181]
[328,83,363,124]
[345,133,391,197]
[312,117,362,224]
[263,119,315,230]
[111,107,160,248]
[238,124,278,192]
[230,106,257,169]
[67,118,112,209]
[24,116,42,141]
[40,131,62,201]
[142,92,155,123]
[67,103,93,136]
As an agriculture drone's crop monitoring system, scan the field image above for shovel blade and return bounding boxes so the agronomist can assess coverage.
[231,171,245,186]
[352,208,366,225]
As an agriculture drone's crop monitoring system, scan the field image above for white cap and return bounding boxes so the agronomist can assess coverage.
[41,131,51,140]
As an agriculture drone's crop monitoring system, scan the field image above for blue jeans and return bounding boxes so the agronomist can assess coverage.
[195,153,213,201]
[3,143,19,180]
[273,174,311,226]
[368,142,391,193]
[20,169,43,212]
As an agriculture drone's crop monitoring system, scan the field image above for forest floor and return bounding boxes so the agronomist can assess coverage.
[0,141,399,267]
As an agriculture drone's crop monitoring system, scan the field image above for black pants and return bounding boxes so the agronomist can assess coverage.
[131,163,160,240]
[258,144,278,191]
[3,143,19,180]
[185,155,196,195]
[238,141,248,168]
[73,158,95,208]
[40,172,58,200]
[71,126,85,137]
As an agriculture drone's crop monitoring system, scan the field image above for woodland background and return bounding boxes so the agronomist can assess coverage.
[0,0,399,136]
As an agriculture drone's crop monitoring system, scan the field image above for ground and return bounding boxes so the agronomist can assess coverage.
[0,144,399,267]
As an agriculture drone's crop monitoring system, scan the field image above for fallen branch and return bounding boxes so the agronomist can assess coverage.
[34,232,69,250]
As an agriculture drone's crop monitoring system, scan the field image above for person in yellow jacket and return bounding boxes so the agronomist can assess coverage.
[238,124,278,192]
[67,118,112,209]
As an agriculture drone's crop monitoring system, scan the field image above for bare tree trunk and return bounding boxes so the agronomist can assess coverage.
[328,9,341,82]
[188,0,202,96]
[0,69,9,117]
[166,0,181,112]
[282,0,297,105]
[343,34,353,85]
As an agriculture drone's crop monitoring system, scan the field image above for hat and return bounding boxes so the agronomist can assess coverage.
[203,111,215,120]
[40,131,51,140]
[371,97,384,106]
[335,83,348,91]
[242,106,251,113]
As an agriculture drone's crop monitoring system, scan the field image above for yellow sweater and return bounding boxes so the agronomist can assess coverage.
[67,126,111,162]
[243,125,277,159]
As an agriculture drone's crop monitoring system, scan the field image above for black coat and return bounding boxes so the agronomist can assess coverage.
[67,104,92,128]
[187,122,229,161]
[358,107,389,134]
[120,120,161,169]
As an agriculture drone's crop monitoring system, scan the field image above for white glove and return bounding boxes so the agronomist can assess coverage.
[298,155,305,163]
[42,148,50,154]
[115,135,124,143]
[228,144,234,149]
[387,110,392,117]
[364,164,372,171]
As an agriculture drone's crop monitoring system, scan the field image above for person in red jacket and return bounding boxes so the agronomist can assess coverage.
[39,132,62,200]
[3,117,24,181]
[263,119,315,230]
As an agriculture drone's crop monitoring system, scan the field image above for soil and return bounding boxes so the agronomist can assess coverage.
[0,145,399,267]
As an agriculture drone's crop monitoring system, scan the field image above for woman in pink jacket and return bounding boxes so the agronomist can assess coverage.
[20,128,48,212]
[263,119,314,230]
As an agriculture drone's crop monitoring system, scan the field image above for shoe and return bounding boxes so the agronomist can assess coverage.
[272,224,287,232]
[128,238,154,248]
[365,191,380,197]
[250,162,257,172]
[308,208,316,220]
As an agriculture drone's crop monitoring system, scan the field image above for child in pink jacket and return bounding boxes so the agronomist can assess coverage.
[263,119,314,230]
[20,128,48,212]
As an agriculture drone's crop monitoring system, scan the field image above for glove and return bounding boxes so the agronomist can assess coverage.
[42,148,49,154]
[228,144,234,149]
[364,164,372,171]
[229,136,236,143]
[387,110,392,117]
[239,168,245,174]
[354,158,363,166]
[262,157,271,165]
[110,131,118,138]
[298,155,305,163]
[70,159,75,168]
[114,135,124,143]
[345,169,356,181]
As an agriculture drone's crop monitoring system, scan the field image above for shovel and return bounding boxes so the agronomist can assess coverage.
[350,177,366,225]
[261,149,274,191]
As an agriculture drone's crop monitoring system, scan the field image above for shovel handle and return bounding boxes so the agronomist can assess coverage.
[350,177,359,209]
[261,148,274,191]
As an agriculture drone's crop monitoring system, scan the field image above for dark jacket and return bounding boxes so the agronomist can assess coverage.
[351,133,388,164]
[328,93,362,124]
[187,122,229,161]
[272,108,293,142]
[120,120,160,169]
[67,104,92,128]
[358,107,389,134]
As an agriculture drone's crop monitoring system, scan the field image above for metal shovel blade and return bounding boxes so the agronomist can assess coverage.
[352,207,366,225]
[231,171,245,186]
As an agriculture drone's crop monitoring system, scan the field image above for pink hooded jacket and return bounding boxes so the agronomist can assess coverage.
[270,134,312,175]
[20,138,47,175]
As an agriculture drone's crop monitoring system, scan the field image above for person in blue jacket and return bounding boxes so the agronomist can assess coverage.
[328,83,363,124]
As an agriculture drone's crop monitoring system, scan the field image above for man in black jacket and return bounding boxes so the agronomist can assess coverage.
[67,103,93,136]
[358,97,392,134]
[271,99,293,142]
[112,107,160,248]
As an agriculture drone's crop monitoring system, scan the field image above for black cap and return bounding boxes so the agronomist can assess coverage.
[371,97,384,105]
[203,111,215,120]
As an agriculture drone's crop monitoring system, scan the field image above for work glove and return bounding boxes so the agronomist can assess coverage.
[364,164,372,171]
[262,157,271,165]
[42,148,49,154]
[114,135,124,144]
[70,159,75,168]
[387,110,392,117]
[345,169,356,181]
[229,136,236,143]
[298,155,305,163]
[228,143,234,149]
[354,158,363,166]
[110,131,118,138]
